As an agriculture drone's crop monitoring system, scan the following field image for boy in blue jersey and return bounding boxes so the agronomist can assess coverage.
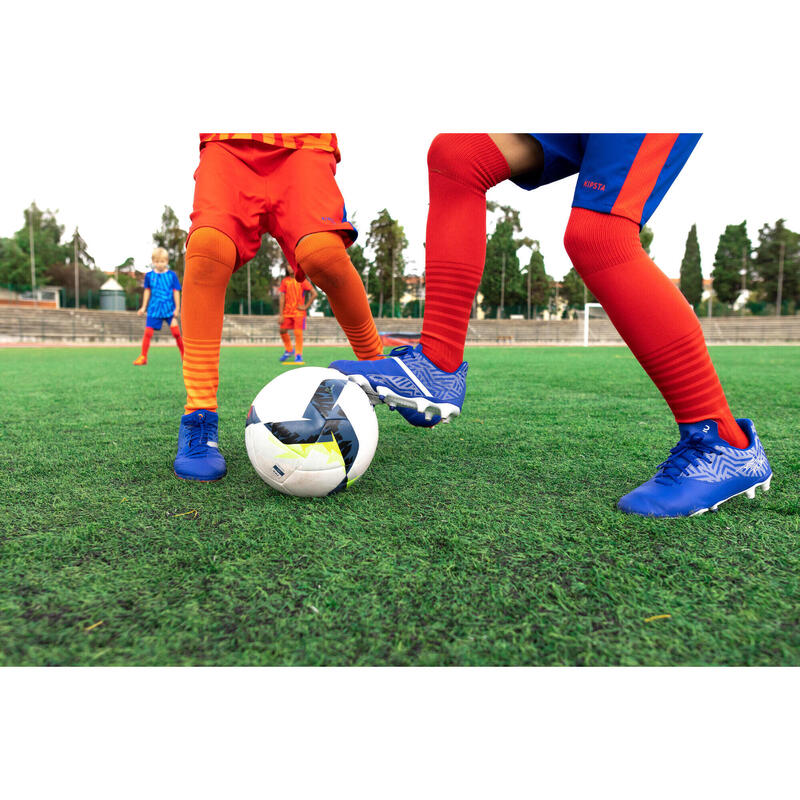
[133,247,184,365]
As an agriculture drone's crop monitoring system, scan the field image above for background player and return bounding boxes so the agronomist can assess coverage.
[331,134,772,518]
[133,247,183,365]
[174,133,384,482]
[277,262,317,365]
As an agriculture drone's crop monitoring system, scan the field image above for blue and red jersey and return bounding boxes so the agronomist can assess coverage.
[144,268,181,320]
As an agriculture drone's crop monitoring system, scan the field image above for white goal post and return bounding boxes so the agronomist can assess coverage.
[583,303,604,347]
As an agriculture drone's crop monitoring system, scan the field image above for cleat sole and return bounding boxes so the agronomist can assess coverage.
[173,470,226,483]
[343,375,461,422]
[688,474,772,517]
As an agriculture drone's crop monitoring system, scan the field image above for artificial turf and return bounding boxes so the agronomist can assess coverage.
[1,344,798,666]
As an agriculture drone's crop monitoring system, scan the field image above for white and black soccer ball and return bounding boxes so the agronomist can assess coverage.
[245,367,379,497]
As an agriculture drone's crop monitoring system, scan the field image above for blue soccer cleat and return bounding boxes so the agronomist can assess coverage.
[617,418,772,518]
[293,354,305,365]
[279,350,294,363]
[173,409,227,481]
[329,344,467,427]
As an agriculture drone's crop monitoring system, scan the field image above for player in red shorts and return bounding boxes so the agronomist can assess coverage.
[331,134,772,517]
[277,262,317,365]
[174,133,383,482]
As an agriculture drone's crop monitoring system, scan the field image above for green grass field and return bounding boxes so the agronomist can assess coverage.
[1,344,799,666]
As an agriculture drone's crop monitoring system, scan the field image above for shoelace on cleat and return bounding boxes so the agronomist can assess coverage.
[185,416,215,458]
[654,434,721,485]
[388,345,414,358]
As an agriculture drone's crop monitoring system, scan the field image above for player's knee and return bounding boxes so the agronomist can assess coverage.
[563,208,642,275]
[296,231,348,290]
[185,227,237,285]
[427,134,505,193]
[563,216,592,270]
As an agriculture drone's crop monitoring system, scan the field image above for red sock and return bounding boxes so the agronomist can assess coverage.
[419,134,510,372]
[564,208,748,448]
[170,325,184,357]
[141,326,154,358]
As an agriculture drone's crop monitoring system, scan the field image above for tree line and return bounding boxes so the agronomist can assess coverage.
[1,202,797,317]
[680,220,799,315]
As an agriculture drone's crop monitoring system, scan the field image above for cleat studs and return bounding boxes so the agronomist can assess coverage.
[746,487,756,499]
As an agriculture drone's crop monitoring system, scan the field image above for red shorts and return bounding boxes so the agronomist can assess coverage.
[280,314,307,331]
[188,139,357,275]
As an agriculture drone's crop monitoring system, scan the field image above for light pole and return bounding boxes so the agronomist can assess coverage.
[527,263,531,320]
[776,240,785,316]
[73,228,79,308]
[739,246,748,315]
[498,252,506,319]
[29,203,37,307]
[247,261,252,315]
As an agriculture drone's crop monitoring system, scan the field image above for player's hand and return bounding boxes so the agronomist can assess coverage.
[137,307,145,316]
[173,309,180,320]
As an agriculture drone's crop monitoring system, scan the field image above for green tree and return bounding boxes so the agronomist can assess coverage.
[679,224,703,306]
[712,222,752,305]
[480,203,530,317]
[525,244,551,317]
[226,235,285,313]
[561,266,594,308]
[0,237,30,287]
[348,243,372,284]
[45,261,106,308]
[0,203,71,288]
[366,209,407,317]
[639,224,654,255]
[753,219,800,311]
[152,206,188,279]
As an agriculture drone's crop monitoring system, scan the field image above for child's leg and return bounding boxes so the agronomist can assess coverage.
[564,208,748,448]
[169,318,184,357]
[182,227,236,412]
[294,324,304,357]
[418,134,513,372]
[280,327,293,352]
[140,326,154,358]
[296,232,382,360]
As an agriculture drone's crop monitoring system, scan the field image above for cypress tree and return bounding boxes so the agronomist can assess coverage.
[712,222,751,306]
[679,224,703,306]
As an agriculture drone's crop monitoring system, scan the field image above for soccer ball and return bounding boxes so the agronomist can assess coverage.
[245,367,379,497]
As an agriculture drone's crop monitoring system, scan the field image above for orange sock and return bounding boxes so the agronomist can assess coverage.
[280,331,293,351]
[182,227,236,413]
[294,328,304,356]
[296,232,383,360]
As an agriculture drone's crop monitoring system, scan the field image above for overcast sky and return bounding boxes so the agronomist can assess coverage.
[2,2,797,283]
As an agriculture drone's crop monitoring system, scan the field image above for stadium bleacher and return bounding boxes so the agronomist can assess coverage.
[1,306,799,345]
